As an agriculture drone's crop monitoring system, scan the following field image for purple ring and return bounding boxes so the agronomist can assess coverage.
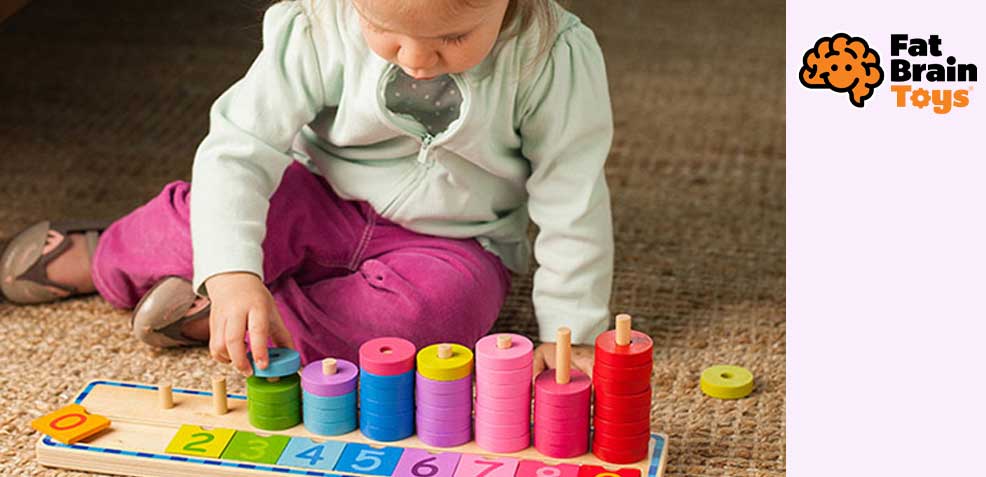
[301,359,358,396]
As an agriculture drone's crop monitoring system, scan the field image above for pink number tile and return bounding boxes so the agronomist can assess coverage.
[516,460,580,477]
[393,448,462,477]
[454,454,519,477]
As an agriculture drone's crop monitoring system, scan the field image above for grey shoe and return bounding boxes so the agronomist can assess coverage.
[1,220,109,304]
[131,276,209,347]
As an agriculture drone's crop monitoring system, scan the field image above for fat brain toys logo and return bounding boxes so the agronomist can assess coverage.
[800,33,978,113]
[800,33,883,107]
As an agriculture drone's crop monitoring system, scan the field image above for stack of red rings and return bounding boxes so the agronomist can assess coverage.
[592,324,654,464]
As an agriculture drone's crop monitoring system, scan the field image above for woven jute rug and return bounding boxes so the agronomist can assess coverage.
[0,0,785,475]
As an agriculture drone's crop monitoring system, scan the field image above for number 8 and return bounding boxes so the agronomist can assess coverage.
[536,468,562,477]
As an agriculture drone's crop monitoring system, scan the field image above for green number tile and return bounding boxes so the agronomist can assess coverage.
[220,431,292,464]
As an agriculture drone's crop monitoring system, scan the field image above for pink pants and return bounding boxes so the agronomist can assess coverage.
[91,163,511,364]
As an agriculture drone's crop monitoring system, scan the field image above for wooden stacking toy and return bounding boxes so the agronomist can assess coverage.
[415,343,474,447]
[534,328,591,458]
[592,314,654,464]
[474,333,534,453]
[32,326,672,476]
[358,337,416,441]
[246,348,302,430]
[301,358,359,435]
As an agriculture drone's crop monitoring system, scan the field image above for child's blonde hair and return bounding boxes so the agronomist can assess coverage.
[283,0,561,64]
[499,0,560,61]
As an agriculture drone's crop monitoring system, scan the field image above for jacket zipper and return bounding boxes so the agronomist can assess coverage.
[375,63,469,214]
[417,134,434,165]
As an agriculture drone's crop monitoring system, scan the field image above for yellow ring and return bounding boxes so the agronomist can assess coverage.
[416,344,473,381]
[700,365,754,399]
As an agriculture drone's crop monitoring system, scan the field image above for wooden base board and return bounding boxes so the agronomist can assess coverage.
[36,380,668,477]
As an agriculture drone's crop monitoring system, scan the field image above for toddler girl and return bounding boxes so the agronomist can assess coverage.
[1,0,613,378]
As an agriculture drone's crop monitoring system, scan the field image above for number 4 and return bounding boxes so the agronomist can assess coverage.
[296,444,325,466]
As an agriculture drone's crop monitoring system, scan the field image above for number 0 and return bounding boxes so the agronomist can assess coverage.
[50,413,87,431]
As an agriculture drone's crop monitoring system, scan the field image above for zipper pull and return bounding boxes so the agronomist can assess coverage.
[417,135,434,164]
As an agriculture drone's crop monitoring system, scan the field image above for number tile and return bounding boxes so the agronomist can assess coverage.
[276,437,346,470]
[335,443,404,475]
[31,404,111,445]
[393,448,462,477]
[221,431,291,464]
[516,460,579,477]
[576,465,641,477]
[164,424,236,458]
[454,454,519,477]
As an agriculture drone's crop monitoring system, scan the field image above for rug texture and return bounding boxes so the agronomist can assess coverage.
[0,0,785,475]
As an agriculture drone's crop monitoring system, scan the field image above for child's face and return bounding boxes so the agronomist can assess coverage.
[353,0,510,79]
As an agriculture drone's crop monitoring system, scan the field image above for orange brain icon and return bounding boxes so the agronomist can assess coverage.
[800,33,884,107]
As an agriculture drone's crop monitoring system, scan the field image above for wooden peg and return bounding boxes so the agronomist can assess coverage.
[212,376,228,415]
[158,383,174,409]
[555,327,571,385]
[322,358,338,376]
[496,334,512,349]
[266,377,280,383]
[615,313,632,346]
[437,343,452,359]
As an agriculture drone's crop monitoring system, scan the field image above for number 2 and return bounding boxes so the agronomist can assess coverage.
[182,432,215,453]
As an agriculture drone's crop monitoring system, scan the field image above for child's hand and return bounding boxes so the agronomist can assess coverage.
[532,343,595,380]
[204,272,294,376]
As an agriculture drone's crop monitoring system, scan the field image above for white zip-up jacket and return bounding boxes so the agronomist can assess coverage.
[190,0,615,344]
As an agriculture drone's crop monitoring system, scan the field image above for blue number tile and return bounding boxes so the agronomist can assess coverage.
[335,443,404,475]
[275,437,346,470]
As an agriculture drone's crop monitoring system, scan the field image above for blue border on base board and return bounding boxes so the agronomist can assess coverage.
[39,380,665,477]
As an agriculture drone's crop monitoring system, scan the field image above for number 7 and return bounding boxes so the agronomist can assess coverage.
[473,460,504,477]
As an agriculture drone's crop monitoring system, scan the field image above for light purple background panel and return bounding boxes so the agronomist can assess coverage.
[789,1,986,475]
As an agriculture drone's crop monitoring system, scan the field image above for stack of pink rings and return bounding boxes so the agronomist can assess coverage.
[533,368,591,457]
[474,333,534,452]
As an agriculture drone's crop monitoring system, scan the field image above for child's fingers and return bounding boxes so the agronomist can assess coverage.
[573,355,594,378]
[208,308,230,364]
[247,307,271,370]
[532,352,547,381]
[224,313,252,376]
[269,308,294,350]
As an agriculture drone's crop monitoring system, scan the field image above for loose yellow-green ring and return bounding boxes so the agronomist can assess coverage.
[700,365,754,399]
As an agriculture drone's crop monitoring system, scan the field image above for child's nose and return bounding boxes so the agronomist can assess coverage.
[397,41,438,71]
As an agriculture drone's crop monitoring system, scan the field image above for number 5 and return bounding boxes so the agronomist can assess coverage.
[352,449,386,471]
